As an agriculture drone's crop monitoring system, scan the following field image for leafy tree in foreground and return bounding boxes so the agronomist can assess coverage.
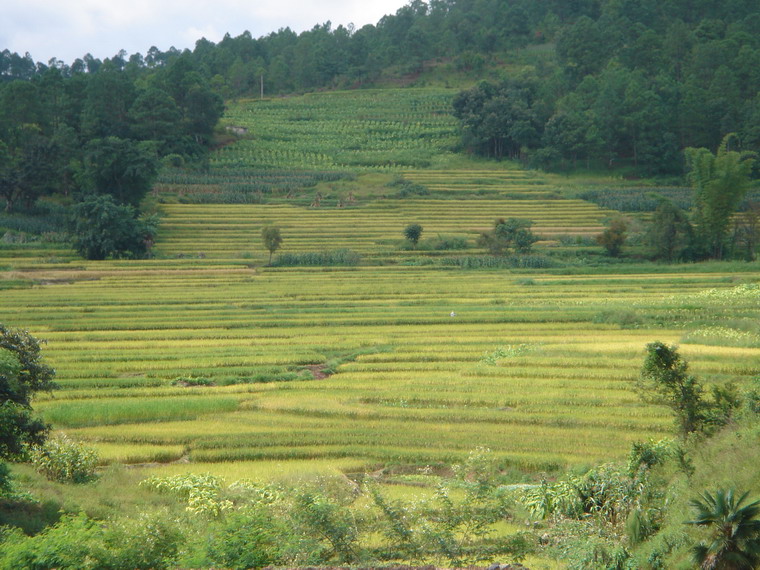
[0,326,56,405]
[685,134,756,259]
[687,489,760,570]
[70,194,158,260]
[261,226,283,265]
[638,342,706,437]
[404,223,423,247]
[0,402,49,459]
[0,326,55,458]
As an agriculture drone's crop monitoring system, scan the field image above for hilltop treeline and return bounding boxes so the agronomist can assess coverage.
[451,2,760,174]
[2,0,760,180]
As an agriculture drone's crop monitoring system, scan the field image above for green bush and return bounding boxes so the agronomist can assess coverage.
[140,472,232,518]
[206,507,286,569]
[387,177,429,198]
[425,235,468,250]
[0,461,11,497]
[0,511,182,570]
[69,195,159,260]
[292,489,359,563]
[170,375,213,387]
[29,434,99,484]
[593,309,642,328]
[745,378,760,415]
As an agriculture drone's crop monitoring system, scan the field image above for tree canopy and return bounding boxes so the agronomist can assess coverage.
[261,226,283,265]
[477,218,537,255]
[69,195,158,260]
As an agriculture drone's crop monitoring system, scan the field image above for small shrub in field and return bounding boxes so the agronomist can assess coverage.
[170,375,213,387]
[480,344,535,365]
[424,235,468,250]
[140,473,232,517]
[626,438,677,476]
[272,249,361,266]
[596,218,628,257]
[29,434,98,484]
[593,309,642,328]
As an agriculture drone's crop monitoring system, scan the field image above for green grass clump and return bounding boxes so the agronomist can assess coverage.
[38,396,241,427]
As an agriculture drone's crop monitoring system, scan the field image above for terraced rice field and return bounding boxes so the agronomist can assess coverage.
[2,87,759,485]
[154,196,616,262]
[219,89,459,171]
[2,255,759,479]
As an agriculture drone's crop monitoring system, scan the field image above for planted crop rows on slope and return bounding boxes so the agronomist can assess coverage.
[2,86,759,486]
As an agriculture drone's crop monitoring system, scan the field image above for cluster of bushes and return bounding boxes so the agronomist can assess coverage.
[5,430,759,569]
[399,235,469,251]
[444,254,556,269]
[387,177,429,199]
[0,451,531,569]
[0,511,183,570]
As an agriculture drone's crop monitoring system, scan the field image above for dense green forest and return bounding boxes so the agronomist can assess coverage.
[4,0,760,177]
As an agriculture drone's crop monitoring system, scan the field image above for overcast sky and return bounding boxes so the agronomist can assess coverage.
[2,0,410,65]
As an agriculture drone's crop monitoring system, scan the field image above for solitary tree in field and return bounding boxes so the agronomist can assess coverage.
[261,226,282,265]
[404,223,423,248]
[597,217,628,257]
[648,198,693,261]
[687,488,760,570]
[638,342,705,437]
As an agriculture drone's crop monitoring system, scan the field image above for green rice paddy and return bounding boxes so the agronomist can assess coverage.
[2,263,758,477]
[1,88,759,485]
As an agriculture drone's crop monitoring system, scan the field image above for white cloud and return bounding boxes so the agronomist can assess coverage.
[1,0,408,64]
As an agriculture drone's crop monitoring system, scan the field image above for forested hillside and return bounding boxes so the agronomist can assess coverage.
[3,0,760,179]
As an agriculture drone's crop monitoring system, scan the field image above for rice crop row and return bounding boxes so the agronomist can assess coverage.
[220,89,459,171]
